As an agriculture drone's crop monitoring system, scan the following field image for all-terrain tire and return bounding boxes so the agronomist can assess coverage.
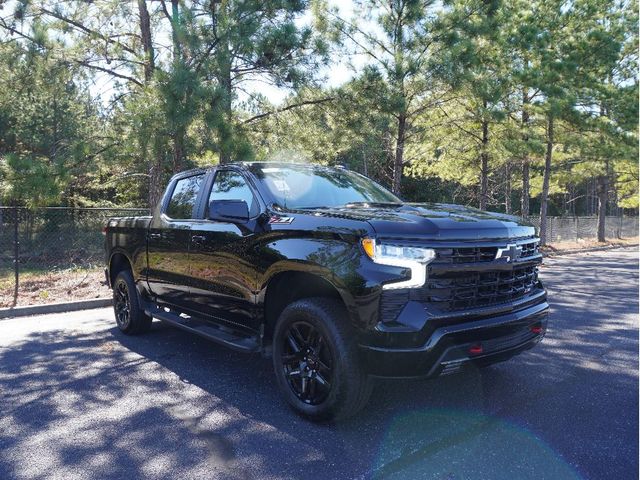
[113,270,153,335]
[272,297,373,422]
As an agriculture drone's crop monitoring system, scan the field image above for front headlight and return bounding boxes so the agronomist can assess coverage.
[361,238,435,290]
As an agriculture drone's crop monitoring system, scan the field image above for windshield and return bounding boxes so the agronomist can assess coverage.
[250,164,400,209]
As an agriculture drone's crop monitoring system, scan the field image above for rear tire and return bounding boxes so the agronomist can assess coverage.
[113,270,152,335]
[272,297,372,422]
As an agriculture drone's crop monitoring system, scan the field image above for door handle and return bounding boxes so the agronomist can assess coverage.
[149,233,162,240]
[191,235,206,243]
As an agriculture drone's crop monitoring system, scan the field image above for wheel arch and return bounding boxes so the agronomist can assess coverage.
[260,269,360,347]
[108,251,133,286]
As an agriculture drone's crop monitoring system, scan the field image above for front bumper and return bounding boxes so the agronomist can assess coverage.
[359,300,548,378]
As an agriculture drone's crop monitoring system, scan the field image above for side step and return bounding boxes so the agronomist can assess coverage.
[145,307,260,353]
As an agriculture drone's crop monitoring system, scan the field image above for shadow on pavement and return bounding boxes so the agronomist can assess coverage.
[0,250,637,479]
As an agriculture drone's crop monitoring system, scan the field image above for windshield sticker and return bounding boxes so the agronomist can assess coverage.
[272,179,291,193]
[268,215,294,225]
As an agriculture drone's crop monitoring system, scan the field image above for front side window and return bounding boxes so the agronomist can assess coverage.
[209,170,259,217]
[166,174,204,219]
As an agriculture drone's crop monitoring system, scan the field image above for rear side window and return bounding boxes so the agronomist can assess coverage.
[209,170,259,217]
[166,174,204,219]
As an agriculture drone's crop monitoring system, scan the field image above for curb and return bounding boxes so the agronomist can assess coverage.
[542,243,638,257]
[0,298,112,320]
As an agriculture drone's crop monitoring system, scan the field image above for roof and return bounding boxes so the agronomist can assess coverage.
[170,162,342,180]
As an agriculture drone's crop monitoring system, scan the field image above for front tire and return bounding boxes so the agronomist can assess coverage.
[113,270,152,335]
[272,297,372,421]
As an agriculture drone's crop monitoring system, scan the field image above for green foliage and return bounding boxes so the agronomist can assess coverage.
[0,41,102,206]
[0,0,636,217]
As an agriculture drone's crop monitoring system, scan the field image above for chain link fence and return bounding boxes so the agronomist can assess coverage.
[526,216,639,243]
[0,207,147,307]
[0,207,637,307]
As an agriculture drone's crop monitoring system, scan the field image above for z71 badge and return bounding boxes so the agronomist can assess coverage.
[268,215,294,225]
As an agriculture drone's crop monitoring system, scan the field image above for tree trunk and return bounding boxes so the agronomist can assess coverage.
[138,0,162,209]
[137,0,154,82]
[479,116,489,210]
[383,128,394,187]
[148,157,164,211]
[362,145,368,176]
[208,1,234,164]
[569,184,575,216]
[596,105,609,242]
[596,172,608,243]
[392,114,406,195]
[52,93,58,162]
[505,162,512,214]
[539,114,554,246]
[148,151,166,210]
[171,0,181,60]
[520,88,530,217]
[521,162,530,217]
[170,0,187,170]
[173,129,185,171]
[218,64,233,164]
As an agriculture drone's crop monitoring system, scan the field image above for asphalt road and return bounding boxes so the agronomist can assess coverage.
[0,248,637,480]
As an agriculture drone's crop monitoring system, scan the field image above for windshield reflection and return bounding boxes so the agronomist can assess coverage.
[251,164,400,209]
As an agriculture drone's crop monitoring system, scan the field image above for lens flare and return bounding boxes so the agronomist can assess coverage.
[372,408,582,480]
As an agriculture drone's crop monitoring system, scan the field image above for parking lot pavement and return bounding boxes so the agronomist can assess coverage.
[0,248,637,480]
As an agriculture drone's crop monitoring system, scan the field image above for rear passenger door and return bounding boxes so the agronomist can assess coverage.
[186,169,261,332]
[147,172,205,308]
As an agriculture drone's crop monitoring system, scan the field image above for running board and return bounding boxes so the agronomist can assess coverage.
[145,307,260,353]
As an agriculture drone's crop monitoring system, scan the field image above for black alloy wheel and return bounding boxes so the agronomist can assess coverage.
[112,270,152,335]
[272,297,373,421]
[114,279,131,330]
[281,320,334,405]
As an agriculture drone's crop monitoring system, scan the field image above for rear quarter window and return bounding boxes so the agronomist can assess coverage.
[166,174,204,219]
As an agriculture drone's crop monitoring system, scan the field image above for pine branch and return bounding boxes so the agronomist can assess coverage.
[74,61,143,87]
[0,18,38,44]
[435,104,484,142]
[38,7,137,56]
[243,97,336,124]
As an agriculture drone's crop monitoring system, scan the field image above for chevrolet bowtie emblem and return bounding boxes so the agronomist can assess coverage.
[495,244,523,262]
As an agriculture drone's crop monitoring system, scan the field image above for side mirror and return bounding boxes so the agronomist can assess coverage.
[208,199,249,223]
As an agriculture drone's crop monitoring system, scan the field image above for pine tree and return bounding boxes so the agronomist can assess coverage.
[321,0,449,194]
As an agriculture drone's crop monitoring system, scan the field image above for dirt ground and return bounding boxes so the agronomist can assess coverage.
[1,237,637,307]
[0,269,110,308]
[540,236,638,253]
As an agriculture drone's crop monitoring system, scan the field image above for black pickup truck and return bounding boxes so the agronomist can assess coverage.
[104,162,548,420]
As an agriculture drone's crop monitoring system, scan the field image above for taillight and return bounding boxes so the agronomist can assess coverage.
[102,226,107,236]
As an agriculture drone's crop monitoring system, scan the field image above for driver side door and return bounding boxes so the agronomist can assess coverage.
[186,169,262,333]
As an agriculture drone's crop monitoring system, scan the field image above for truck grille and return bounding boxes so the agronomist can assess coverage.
[435,240,539,264]
[414,264,539,311]
[379,239,542,322]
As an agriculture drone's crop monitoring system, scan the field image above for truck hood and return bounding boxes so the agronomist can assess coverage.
[295,203,536,241]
